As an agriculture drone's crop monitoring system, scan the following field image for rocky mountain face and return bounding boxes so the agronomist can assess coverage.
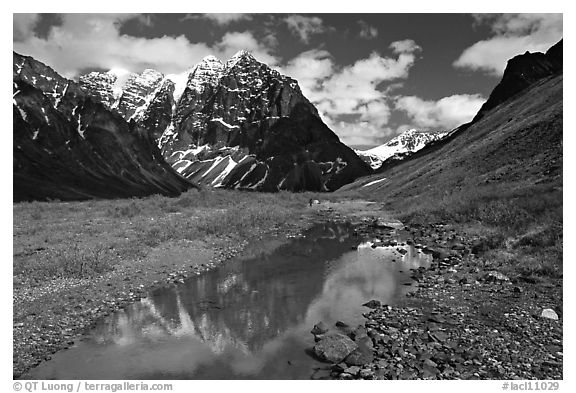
[474,39,563,121]
[80,51,370,191]
[13,52,193,201]
[355,129,449,170]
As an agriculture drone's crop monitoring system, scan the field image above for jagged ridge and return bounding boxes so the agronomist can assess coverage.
[79,51,370,191]
[474,40,562,121]
[13,52,193,201]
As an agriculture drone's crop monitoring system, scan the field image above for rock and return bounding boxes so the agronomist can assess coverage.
[355,334,374,350]
[431,248,450,260]
[451,243,466,251]
[359,368,375,379]
[344,345,374,366]
[372,218,394,229]
[344,365,361,376]
[313,333,358,363]
[483,271,510,283]
[335,320,349,328]
[430,331,449,342]
[331,363,347,373]
[362,300,381,309]
[313,334,326,342]
[335,321,355,338]
[311,321,329,336]
[354,325,368,338]
[540,308,559,320]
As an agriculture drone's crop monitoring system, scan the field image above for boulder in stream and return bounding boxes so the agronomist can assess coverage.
[362,300,381,309]
[313,333,358,363]
[311,321,329,336]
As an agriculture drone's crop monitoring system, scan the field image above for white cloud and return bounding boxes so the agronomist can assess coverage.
[332,121,397,147]
[283,15,327,43]
[454,13,562,75]
[13,13,40,41]
[358,20,378,39]
[395,94,486,130]
[281,49,334,101]
[312,40,421,125]
[182,13,252,25]
[215,31,279,65]
[13,14,277,78]
[282,40,421,146]
[390,39,421,54]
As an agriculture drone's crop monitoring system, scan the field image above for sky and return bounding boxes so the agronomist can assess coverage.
[13,13,563,148]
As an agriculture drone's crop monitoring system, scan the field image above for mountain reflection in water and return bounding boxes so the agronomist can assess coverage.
[25,222,431,379]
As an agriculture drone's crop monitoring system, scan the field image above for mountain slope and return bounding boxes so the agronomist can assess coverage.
[342,40,562,204]
[474,39,562,121]
[13,52,193,201]
[80,51,371,191]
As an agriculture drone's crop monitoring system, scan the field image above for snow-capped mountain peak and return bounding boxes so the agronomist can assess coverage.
[201,54,221,63]
[225,50,256,69]
[356,129,449,170]
[187,56,225,93]
[166,69,193,103]
[78,50,370,191]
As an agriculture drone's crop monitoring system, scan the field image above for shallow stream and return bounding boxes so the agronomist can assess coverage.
[25,222,431,379]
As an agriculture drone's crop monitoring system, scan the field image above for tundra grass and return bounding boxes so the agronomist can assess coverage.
[388,182,562,280]
[337,179,563,281]
[13,188,318,285]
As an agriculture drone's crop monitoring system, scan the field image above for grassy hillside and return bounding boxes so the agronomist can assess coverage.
[340,74,562,280]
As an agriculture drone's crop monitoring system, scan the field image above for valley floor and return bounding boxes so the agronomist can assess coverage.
[12,189,321,378]
[13,190,563,380]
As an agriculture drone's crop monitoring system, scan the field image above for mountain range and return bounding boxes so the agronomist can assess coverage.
[13,52,192,201]
[13,39,562,201]
[355,129,450,170]
[78,51,370,192]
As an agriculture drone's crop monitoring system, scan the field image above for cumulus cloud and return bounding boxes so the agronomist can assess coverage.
[182,13,252,25]
[13,14,277,78]
[282,40,422,146]
[283,15,327,43]
[13,13,40,41]
[314,40,421,125]
[358,20,378,39]
[454,13,562,75]
[395,94,486,130]
[390,39,421,54]
[215,31,279,65]
[331,121,397,147]
[281,49,334,101]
